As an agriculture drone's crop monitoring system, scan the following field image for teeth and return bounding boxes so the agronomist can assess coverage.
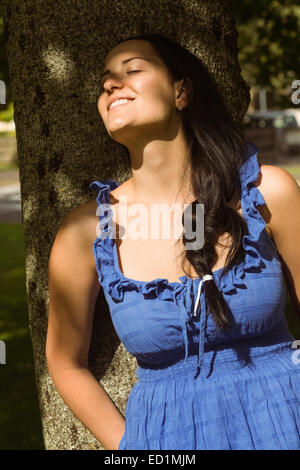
[109,98,132,110]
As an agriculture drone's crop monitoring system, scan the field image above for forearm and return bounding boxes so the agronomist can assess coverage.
[47,361,125,450]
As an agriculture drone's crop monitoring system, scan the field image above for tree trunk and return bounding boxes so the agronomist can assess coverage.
[3,0,250,450]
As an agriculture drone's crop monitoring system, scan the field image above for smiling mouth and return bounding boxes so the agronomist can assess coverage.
[108,99,135,111]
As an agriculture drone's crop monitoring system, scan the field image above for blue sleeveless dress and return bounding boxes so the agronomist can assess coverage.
[90,142,300,450]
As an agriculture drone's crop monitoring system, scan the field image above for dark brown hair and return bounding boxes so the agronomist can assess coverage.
[108,33,249,331]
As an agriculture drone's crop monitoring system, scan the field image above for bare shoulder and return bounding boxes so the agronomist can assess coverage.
[56,200,99,247]
[58,178,132,247]
[256,163,300,239]
[49,200,100,276]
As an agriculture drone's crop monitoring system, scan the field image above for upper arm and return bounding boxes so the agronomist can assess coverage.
[46,201,100,369]
[259,164,300,317]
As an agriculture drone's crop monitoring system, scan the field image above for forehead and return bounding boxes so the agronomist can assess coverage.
[104,40,159,68]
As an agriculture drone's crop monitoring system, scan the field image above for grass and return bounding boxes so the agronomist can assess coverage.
[279,166,300,173]
[0,223,299,449]
[0,131,16,138]
[277,163,300,178]
[0,223,44,450]
[0,160,18,172]
[0,103,14,122]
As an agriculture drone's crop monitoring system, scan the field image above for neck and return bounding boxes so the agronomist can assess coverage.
[127,138,194,205]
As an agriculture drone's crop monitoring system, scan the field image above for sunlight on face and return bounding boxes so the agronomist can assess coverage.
[97,40,178,143]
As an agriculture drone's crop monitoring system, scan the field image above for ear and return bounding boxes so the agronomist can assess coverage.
[184,78,193,103]
[176,78,193,105]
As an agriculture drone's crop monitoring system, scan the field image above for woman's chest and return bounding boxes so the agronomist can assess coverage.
[109,188,272,284]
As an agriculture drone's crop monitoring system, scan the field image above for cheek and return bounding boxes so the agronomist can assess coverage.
[97,95,107,117]
[136,78,173,113]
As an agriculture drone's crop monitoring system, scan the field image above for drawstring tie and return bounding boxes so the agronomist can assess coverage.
[194,275,213,377]
[173,274,213,379]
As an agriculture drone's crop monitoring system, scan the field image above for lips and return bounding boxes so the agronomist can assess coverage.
[109,99,135,111]
[107,97,135,111]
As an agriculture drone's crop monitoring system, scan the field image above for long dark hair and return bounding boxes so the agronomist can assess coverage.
[107,33,249,331]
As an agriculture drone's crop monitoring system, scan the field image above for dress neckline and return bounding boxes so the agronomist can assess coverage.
[112,236,226,287]
[106,180,226,287]
[89,141,276,298]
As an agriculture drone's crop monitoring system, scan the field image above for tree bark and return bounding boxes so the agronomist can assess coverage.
[3,0,250,450]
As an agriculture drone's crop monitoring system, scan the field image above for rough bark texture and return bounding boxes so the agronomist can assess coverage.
[3,0,250,450]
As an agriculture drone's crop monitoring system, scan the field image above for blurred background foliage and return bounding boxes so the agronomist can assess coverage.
[233,0,300,108]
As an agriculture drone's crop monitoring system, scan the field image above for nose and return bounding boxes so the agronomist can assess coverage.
[103,75,124,93]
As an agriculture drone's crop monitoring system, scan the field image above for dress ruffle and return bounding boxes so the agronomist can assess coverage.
[90,141,267,300]
[215,141,268,295]
[90,141,269,377]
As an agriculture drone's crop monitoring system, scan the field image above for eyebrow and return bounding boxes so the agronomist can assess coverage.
[100,56,151,82]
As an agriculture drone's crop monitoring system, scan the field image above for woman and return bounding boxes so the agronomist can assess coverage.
[46,33,300,450]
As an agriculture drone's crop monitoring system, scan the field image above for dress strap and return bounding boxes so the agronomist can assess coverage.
[215,141,269,295]
[89,180,121,295]
[90,179,119,204]
[89,180,119,239]
[239,141,267,224]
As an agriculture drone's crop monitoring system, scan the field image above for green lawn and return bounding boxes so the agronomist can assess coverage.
[280,166,300,176]
[0,160,18,172]
[0,224,44,450]
[277,163,300,179]
[0,223,299,450]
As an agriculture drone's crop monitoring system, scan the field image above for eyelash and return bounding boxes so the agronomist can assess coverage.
[101,70,141,92]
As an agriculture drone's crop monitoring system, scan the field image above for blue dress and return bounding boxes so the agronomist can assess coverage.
[89,142,300,450]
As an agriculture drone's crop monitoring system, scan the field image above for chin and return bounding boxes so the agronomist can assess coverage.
[107,124,131,142]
